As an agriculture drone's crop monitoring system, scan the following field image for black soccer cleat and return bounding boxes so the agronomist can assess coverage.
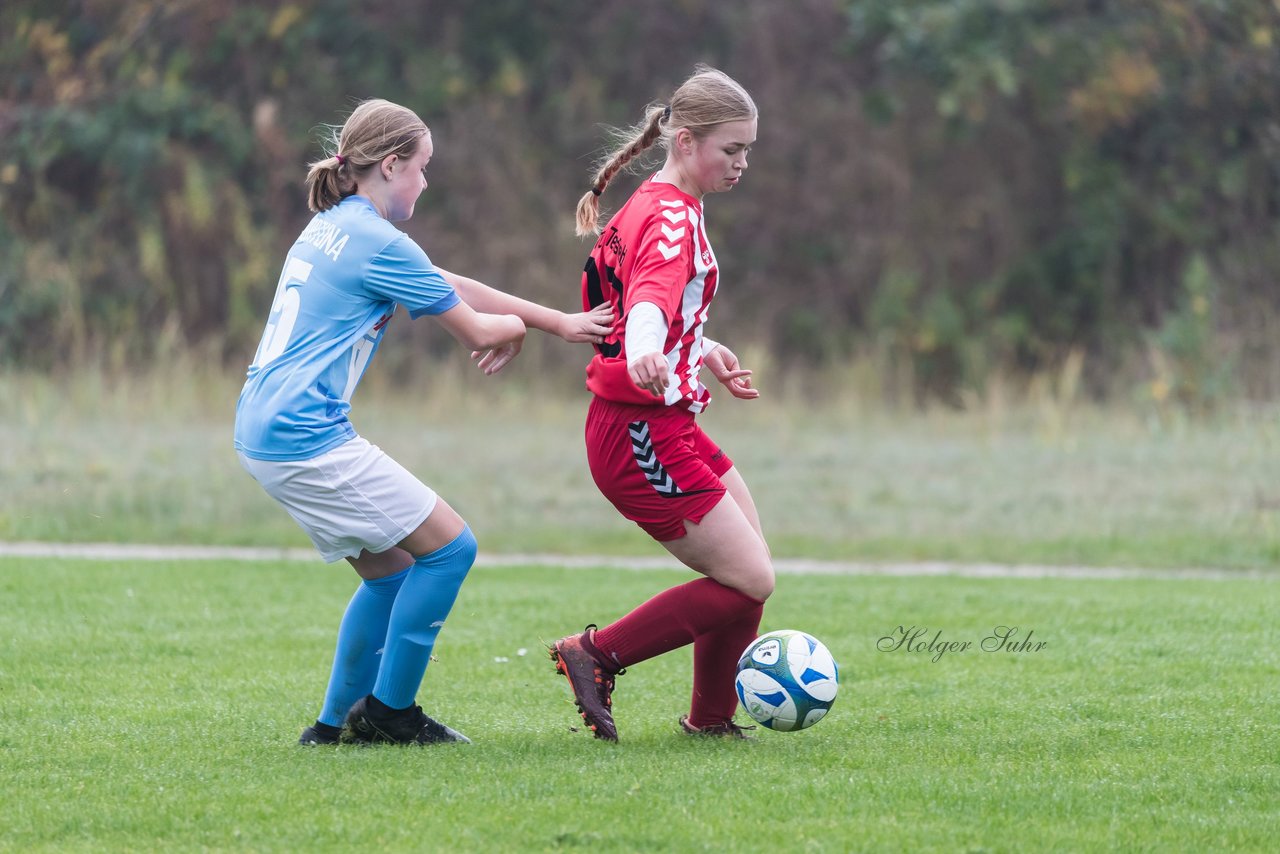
[339,695,471,746]
[298,721,342,746]
[550,627,621,742]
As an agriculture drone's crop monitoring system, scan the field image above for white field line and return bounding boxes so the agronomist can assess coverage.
[0,541,1272,581]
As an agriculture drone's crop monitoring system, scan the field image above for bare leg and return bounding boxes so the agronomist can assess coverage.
[720,466,769,555]
[346,498,467,579]
[661,483,775,602]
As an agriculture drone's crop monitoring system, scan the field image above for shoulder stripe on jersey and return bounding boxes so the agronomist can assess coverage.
[662,209,687,225]
[658,199,684,208]
[660,224,686,241]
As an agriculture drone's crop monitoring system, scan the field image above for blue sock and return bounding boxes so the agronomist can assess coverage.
[372,525,478,710]
[316,566,410,727]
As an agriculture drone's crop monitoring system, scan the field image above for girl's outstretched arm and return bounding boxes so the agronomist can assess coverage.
[439,268,612,344]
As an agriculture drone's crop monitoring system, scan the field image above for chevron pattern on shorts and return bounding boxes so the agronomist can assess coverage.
[629,420,682,497]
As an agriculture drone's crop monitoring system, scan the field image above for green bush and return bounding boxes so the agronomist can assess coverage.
[2,0,1276,403]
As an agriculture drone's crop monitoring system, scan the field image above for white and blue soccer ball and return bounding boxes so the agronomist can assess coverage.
[735,630,839,732]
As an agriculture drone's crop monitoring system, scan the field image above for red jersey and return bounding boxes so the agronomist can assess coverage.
[582,178,719,413]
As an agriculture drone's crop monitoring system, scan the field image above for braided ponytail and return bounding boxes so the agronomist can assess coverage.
[574,65,757,237]
[575,103,668,236]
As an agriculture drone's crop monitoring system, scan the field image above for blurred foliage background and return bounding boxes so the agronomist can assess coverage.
[2,0,1278,408]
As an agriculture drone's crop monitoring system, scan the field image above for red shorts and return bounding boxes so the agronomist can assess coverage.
[585,396,734,541]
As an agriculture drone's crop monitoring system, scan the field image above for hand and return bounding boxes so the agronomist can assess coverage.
[471,338,523,375]
[704,343,760,400]
[628,351,669,397]
[556,302,614,344]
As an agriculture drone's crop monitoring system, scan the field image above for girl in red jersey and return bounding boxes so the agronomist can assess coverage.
[551,66,770,740]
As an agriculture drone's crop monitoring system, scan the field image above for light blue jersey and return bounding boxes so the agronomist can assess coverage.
[234,195,459,461]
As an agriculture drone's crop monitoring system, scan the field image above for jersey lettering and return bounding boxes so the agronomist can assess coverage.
[297,218,350,261]
[605,225,627,264]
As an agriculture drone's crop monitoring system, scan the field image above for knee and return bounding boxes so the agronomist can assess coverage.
[735,566,774,603]
[413,524,477,580]
[447,525,478,580]
[453,524,478,566]
[747,574,775,603]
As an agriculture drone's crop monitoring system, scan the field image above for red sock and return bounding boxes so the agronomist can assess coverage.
[592,577,764,669]
[688,600,764,728]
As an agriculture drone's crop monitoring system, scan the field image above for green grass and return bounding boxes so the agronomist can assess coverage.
[2,557,1277,852]
[3,365,1280,569]
[5,364,1276,850]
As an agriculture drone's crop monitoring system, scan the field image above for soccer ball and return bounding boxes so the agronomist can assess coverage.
[735,630,839,732]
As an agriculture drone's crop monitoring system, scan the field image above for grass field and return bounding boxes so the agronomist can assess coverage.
[3,366,1279,851]
[3,365,1280,569]
[2,557,1277,852]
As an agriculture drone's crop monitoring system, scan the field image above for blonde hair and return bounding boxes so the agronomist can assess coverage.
[575,65,757,236]
[305,99,430,213]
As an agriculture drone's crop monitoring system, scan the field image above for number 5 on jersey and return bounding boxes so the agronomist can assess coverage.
[252,256,312,370]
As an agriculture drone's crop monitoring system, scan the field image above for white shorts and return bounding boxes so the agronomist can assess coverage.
[237,436,438,563]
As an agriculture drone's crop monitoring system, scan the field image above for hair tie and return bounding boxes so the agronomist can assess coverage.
[590,186,602,197]
[335,154,346,166]
[662,104,672,122]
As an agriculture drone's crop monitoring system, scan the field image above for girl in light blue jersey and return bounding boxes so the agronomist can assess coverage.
[235,99,611,746]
